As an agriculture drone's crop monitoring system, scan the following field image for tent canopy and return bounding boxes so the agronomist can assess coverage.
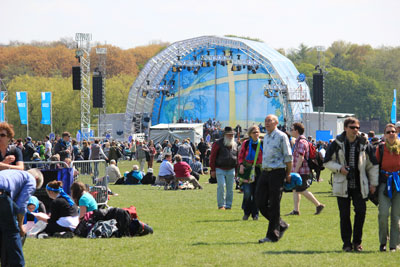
[149,123,203,145]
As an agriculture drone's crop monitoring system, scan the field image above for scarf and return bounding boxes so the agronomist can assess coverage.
[46,185,75,206]
[24,196,40,224]
[245,139,262,161]
[386,139,400,155]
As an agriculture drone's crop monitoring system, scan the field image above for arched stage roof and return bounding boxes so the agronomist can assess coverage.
[124,36,313,137]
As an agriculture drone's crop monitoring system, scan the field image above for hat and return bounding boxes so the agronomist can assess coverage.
[283,173,303,191]
[26,136,32,141]
[147,168,153,173]
[32,152,40,159]
[223,126,235,135]
[395,121,400,128]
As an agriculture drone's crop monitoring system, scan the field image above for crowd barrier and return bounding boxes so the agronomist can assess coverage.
[24,159,109,208]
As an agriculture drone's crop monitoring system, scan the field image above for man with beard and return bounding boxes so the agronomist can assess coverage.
[257,115,292,243]
[210,126,238,210]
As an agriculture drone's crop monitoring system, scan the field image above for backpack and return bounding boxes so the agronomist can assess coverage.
[299,137,324,171]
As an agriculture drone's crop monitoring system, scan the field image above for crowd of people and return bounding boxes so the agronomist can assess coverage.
[2,114,400,266]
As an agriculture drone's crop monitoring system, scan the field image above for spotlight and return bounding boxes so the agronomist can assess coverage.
[187,67,191,71]
[243,65,246,69]
[207,62,210,67]
[164,80,167,85]
[221,61,225,66]
[248,66,252,71]
[207,51,210,56]
[255,65,259,70]
[202,61,207,67]
[177,56,181,61]
[237,55,241,60]
[146,80,150,85]
[268,79,272,85]
[237,66,242,71]
[231,65,237,71]
[229,51,233,56]
[212,61,217,67]
[172,66,177,72]
[252,69,256,74]
[172,80,175,85]
[193,56,197,61]
[171,93,175,97]
[178,67,183,72]
[142,90,148,97]
[166,92,170,97]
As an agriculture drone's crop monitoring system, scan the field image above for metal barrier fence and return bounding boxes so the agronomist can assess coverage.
[71,160,108,186]
[24,161,69,170]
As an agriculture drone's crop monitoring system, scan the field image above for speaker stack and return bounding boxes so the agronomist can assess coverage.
[312,73,324,107]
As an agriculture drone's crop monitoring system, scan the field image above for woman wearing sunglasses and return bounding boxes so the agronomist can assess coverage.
[0,122,24,170]
[376,123,400,252]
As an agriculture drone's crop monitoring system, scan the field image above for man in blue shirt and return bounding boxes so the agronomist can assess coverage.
[158,154,176,189]
[0,169,44,267]
[256,115,293,243]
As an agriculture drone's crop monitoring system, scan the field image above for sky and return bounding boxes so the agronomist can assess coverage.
[1,0,399,51]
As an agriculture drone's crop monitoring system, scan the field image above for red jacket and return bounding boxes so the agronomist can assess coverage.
[238,139,263,165]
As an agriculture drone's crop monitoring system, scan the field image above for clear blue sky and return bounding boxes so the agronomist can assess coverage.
[1,0,399,51]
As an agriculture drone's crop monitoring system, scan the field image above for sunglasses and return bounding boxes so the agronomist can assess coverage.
[386,131,396,134]
[348,126,360,130]
[0,133,7,138]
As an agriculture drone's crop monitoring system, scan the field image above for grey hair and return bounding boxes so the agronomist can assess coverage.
[27,168,44,189]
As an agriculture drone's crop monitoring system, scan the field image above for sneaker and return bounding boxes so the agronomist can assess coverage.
[315,205,325,215]
[259,237,276,243]
[354,244,363,252]
[343,246,352,252]
[390,248,396,252]
[380,244,386,252]
[243,214,249,221]
[225,207,231,210]
[286,210,299,216]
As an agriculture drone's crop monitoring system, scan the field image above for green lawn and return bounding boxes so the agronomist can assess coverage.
[23,160,399,266]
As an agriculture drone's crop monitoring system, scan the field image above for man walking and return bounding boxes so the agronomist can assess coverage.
[0,169,44,267]
[287,122,325,216]
[210,126,238,210]
[256,115,292,243]
[324,117,378,252]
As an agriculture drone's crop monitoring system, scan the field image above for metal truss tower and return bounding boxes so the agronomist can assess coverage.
[95,47,107,137]
[75,33,92,139]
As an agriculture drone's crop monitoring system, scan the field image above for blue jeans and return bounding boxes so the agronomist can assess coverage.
[216,168,235,208]
[0,194,25,267]
[242,182,259,217]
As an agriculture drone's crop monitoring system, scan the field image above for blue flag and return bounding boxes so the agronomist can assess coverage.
[16,92,28,125]
[41,92,51,125]
[0,91,5,122]
[391,89,396,124]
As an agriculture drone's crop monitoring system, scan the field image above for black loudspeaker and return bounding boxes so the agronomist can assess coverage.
[72,66,81,90]
[312,73,324,107]
[143,117,150,122]
[93,76,103,108]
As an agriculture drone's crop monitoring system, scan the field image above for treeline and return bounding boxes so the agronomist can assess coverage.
[0,40,168,139]
[0,39,399,138]
[284,41,400,129]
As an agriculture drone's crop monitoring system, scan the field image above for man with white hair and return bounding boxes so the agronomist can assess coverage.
[210,126,238,210]
[395,121,400,138]
[257,115,292,243]
[0,169,44,266]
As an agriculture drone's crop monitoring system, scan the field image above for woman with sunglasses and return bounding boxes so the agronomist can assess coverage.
[238,125,262,220]
[376,123,400,252]
[0,122,24,170]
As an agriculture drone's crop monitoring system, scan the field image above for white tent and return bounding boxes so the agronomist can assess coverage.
[149,123,203,145]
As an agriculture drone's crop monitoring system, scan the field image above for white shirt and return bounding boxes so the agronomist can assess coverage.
[45,140,52,157]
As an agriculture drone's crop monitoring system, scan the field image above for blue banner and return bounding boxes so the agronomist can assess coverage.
[0,91,5,122]
[16,92,28,125]
[41,92,51,125]
[391,89,397,124]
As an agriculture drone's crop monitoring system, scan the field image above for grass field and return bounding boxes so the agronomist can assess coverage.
[23,160,399,266]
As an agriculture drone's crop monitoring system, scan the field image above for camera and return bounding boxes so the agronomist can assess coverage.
[346,166,355,180]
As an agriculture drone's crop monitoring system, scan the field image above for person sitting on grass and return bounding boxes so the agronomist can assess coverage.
[174,154,203,189]
[24,196,46,224]
[125,165,143,185]
[106,159,122,183]
[190,155,204,181]
[142,168,156,185]
[70,181,98,220]
[36,180,79,237]
[158,154,176,190]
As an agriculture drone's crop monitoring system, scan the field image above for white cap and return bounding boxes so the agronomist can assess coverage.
[395,121,400,128]
[33,152,40,159]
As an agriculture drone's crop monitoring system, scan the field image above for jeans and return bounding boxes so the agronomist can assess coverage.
[93,162,99,178]
[378,183,400,249]
[216,168,235,209]
[255,169,288,242]
[241,182,259,217]
[0,194,25,267]
[138,158,146,173]
[337,188,366,248]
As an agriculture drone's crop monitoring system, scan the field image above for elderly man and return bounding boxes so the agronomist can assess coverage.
[210,126,238,210]
[257,115,292,243]
[0,169,44,267]
[177,139,195,164]
[106,159,122,183]
[395,121,400,139]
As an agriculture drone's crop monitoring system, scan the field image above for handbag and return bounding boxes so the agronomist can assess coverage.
[239,140,261,183]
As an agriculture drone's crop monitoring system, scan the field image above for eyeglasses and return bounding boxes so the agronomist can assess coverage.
[348,126,360,130]
[251,131,259,134]
[0,133,7,138]
[386,131,396,134]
